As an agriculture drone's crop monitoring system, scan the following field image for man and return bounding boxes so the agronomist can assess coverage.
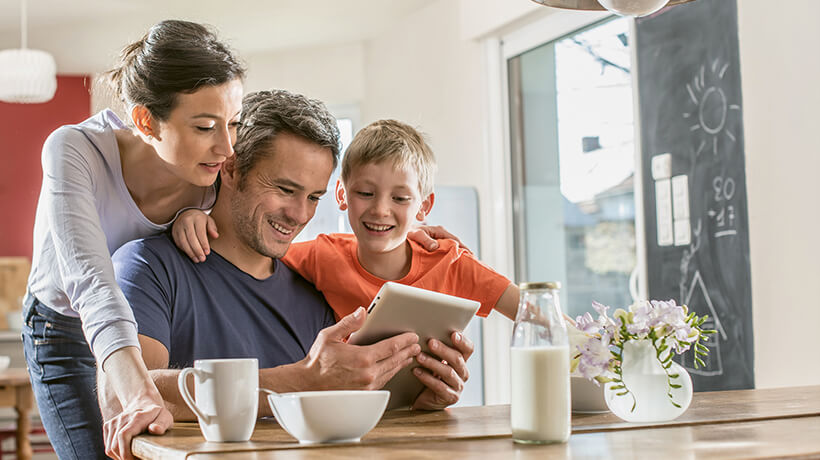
[109,90,473,436]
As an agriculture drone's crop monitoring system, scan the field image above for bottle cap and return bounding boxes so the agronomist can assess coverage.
[518,281,561,290]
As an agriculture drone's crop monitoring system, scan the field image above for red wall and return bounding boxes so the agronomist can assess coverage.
[0,75,91,259]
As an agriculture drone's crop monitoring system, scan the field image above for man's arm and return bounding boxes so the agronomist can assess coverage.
[142,308,421,420]
[137,335,202,421]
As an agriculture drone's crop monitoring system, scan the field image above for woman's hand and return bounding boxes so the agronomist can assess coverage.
[407,225,469,252]
[171,209,219,262]
[99,347,173,460]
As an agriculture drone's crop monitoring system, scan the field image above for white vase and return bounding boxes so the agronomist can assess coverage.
[604,339,693,423]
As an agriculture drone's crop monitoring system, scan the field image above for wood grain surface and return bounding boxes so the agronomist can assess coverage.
[133,385,820,460]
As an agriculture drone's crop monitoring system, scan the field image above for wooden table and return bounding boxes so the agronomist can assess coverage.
[0,369,34,460]
[134,386,820,459]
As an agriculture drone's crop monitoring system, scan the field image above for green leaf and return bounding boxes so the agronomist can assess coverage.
[610,385,625,390]
[616,391,629,396]
[670,383,682,389]
[669,374,680,379]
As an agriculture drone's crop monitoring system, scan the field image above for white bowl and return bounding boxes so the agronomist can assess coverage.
[267,390,389,444]
[571,376,609,413]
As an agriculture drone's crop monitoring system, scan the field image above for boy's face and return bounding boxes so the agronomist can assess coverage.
[338,161,433,257]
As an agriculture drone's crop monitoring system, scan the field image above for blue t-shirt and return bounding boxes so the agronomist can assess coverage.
[112,234,336,369]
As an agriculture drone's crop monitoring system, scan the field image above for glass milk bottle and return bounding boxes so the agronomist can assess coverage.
[510,282,571,444]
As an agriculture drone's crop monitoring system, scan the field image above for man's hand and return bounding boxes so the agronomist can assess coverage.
[300,307,421,390]
[411,331,475,410]
[407,225,468,252]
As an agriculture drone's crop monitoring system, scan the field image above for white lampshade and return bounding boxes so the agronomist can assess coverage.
[0,49,57,104]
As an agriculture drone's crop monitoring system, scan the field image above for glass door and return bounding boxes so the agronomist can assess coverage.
[507,17,638,318]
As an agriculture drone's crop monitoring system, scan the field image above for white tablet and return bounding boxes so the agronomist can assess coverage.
[348,282,480,410]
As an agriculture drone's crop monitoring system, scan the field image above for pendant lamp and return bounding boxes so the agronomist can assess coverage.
[0,0,57,104]
[530,0,696,17]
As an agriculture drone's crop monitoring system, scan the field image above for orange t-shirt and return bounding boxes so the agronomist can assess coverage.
[281,233,511,320]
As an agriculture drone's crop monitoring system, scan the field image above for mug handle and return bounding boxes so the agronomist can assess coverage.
[178,367,209,424]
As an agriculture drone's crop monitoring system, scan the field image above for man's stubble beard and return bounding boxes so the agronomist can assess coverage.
[230,195,290,261]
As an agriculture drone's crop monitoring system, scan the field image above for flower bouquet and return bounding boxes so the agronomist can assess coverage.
[567,299,715,422]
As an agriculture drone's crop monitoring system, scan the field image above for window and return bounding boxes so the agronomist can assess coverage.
[507,17,637,319]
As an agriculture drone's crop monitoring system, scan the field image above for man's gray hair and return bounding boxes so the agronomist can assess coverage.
[233,90,340,185]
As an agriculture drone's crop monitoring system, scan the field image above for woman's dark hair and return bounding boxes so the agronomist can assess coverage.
[102,20,245,121]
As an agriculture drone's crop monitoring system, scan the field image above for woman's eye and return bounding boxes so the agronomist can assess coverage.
[393,196,411,203]
[229,121,241,129]
[356,191,374,197]
[278,186,293,195]
[196,126,215,132]
[309,195,322,203]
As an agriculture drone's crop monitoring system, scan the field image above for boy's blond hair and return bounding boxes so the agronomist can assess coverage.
[341,119,437,196]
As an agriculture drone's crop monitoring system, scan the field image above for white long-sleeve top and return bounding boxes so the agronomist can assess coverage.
[27,110,216,363]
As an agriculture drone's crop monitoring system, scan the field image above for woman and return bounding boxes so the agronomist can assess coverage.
[21,20,244,460]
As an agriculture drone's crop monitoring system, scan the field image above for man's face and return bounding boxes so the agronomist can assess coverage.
[230,132,334,259]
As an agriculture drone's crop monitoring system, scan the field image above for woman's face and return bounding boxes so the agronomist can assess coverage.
[151,78,243,187]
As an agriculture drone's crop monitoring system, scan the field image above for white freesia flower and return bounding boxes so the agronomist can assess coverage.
[568,299,715,400]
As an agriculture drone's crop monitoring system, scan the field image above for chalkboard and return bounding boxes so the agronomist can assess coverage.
[636,0,754,391]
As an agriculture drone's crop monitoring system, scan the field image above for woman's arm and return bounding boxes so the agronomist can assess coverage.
[40,128,172,459]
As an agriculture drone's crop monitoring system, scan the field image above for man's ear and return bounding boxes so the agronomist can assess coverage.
[335,179,348,211]
[131,105,159,140]
[219,157,239,191]
[416,192,435,221]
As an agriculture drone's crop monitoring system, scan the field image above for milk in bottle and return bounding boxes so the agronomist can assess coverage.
[510,282,571,444]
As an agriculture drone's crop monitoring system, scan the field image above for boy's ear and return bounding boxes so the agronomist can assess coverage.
[131,105,159,140]
[335,179,348,211]
[416,192,435,221]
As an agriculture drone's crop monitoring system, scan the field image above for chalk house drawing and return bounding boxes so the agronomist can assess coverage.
[678,219,727,376]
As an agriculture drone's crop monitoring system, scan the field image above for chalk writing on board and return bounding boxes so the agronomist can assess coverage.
[708,175,738,238]
[678,58,743,376]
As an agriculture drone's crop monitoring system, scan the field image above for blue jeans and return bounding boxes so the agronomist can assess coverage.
[22,295,109,460]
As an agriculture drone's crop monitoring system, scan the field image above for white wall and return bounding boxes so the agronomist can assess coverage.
[244,43,366,108]
[737,0,820,388]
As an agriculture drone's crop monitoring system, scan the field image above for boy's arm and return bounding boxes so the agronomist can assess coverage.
[171,209,219,263]
[494,283,519,321]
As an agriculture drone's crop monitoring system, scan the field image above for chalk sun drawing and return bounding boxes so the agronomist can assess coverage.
[682,59,741,157]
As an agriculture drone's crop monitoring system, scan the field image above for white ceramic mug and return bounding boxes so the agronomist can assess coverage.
[178,358,259,442]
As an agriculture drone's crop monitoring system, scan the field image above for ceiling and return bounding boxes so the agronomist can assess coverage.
[0,0,435,74]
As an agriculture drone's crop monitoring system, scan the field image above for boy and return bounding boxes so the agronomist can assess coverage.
[281,119,518,321]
